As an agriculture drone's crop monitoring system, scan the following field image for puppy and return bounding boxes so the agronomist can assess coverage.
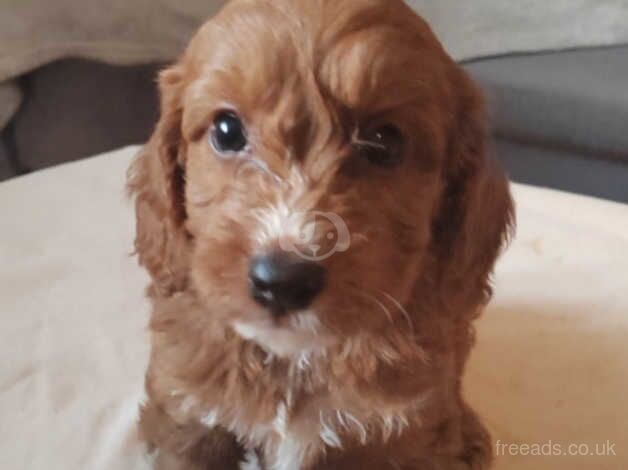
[128,0,514,468]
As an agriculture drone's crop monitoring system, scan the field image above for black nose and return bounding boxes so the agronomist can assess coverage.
[248,251,326,315]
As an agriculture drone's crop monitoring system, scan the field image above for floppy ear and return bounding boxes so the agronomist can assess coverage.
[433,68,514,309]
[127,64,189,297]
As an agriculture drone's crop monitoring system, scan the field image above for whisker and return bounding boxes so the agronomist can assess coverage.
[379,290,414,331]
[360,291,393,324]
[353,139,386,150]
[350,128,386,150]
[235,157,282,184]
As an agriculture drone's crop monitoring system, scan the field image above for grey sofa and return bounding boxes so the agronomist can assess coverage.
[2,46,627,202]
[465,45,628,203]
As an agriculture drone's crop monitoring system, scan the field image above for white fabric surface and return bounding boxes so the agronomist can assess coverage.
[0,146,627,469]
[2,0,628,129]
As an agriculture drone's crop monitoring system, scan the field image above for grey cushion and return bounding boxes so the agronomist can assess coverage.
[494,139,628,203]
[465,46,628,162]
[12,59,161,172]
[0,138,14,181]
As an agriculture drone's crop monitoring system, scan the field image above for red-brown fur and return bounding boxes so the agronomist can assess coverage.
[128,1,514,468]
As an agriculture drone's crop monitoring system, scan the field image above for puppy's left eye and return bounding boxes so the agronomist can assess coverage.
[210,111,247,154]
[358,125,404,168]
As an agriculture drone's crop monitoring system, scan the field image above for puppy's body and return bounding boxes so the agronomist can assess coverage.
[129,1,513,468]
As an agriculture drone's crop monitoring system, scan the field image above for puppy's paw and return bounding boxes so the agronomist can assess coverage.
[140,401,245,470]
[152,449,205,470]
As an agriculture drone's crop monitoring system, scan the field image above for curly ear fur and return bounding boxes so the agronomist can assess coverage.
[128,64,189,297]
[434,67,515,312]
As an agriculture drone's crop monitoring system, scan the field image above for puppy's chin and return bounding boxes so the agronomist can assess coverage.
[232,310,335,358]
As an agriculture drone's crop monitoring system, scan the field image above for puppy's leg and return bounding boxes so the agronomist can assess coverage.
[426,405,493,470]
[139,400,245,470]
[309,451,399,470]
[454,404,492,470]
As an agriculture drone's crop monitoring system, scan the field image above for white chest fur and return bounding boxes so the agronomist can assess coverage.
[198,393,428,470]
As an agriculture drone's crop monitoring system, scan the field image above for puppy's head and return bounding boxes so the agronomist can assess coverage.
[130,0,513,357]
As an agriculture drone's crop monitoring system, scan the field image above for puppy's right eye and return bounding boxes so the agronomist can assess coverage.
[358,124,404,168]
[210,111,247,154]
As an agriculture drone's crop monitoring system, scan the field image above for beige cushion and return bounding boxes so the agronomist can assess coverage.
[0,146,626,469]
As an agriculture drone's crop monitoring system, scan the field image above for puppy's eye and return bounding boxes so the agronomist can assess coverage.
[210,111,247,154]
[358,125,404,168]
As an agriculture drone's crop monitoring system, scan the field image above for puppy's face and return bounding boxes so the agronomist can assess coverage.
[138,0,512,357]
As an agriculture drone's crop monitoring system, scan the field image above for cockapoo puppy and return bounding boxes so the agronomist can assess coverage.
[128,0,514,468]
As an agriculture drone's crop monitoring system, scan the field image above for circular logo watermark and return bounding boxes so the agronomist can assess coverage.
[279,211,350,261]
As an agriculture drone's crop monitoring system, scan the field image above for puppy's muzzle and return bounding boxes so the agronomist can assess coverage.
[248,251,326,316]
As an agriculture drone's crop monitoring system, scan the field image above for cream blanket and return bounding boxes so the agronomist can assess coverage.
[2,0,628,129]
[1,146,627,469]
